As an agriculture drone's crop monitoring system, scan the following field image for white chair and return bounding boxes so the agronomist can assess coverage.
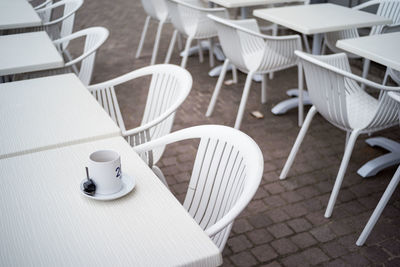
[164,0,229,69]
[323,0,400,83]
[133,125,264,251]
[14,27,109,86]
[206,15,303,129]
[25,0,83,42]
[280,51,400,218]
[136,0,170,65]
[356,92,400,246]
[88,64,192,185]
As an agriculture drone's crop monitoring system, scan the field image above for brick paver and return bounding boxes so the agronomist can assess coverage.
[72,0,400,266]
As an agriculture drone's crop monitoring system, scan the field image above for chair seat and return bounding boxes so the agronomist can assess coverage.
[347,90,379,129]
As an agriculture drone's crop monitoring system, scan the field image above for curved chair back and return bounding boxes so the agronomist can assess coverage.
[54,27,109,85]
[140,0,169,22]
[325,0,400,55]
[87,65,192,164]
[296,50,400,132]
[134,125,264,251]
[209,15,301,72]
[36,0,83,42]
[166,0,228,38]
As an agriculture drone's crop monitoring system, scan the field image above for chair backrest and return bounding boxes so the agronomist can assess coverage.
[36,0,83,41]
[166,0,228,38]
[133,125,264,251]
[53,27,109,86]
[87,64,192,164]
[325,0,400,54]
[209,15,301,72]
[140,0,169,21]
[296,50,400,131]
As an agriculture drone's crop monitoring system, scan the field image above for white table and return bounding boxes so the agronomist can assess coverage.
[0,74,121,159]
[0,136,222,266]
[0,31,64,76]
[253,3,392,119]
[337,32,400,177]
[0,0,42,30]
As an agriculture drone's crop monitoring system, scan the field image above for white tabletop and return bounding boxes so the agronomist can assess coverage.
[337,32,400,72]
[0,74,121,159]
[0,136,222,267]
[253,3,392,35]
[0,0,42,30]
[0,31,64,76]
[209,0,303,8]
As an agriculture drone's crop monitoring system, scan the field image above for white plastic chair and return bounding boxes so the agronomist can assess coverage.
[164,0,229,69]
[25,0,83,42]
[133,125,264,251]
[323,0,400,82]
[280,51,400,218]
[206,15,303,129]
[14,27,109,86]
[136,0,170,65]
[88,64,192,185]
[357,92,400,246]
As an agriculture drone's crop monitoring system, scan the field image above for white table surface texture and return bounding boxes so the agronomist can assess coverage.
[0,31,64,76]
[0,137,222,267]
[209,0,303,8]
[0,0,42,30]
[0,74,121,159]
[253,3,392,35]
[337,32,400,72]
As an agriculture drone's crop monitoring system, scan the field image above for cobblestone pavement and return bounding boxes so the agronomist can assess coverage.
[73,0,400,266]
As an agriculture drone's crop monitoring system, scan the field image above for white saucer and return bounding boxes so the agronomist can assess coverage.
[80,173,136,201]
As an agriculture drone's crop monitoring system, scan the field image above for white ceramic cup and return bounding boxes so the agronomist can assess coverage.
[88,150,122,195]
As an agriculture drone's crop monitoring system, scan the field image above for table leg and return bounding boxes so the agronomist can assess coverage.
[357,137,400,177]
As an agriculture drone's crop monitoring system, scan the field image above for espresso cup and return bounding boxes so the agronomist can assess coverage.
[88,150,122,195]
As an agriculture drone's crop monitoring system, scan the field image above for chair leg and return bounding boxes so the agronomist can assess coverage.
[361,59,371,90]
[383,68,390,86]
[261,74,267,104]
[298,63,304,126]
[232,65,238,84]
[209,38,215,68]
[177,32,183,51]
[165,30,178,64]
[321,40,327,55]
[280,106,318,179]
[136,16,151,59]
[206,59,230,117]
[356,165,400,246]
[234,71,255,129]
[324,129,361,218]
[150,21,165,65]
[198,40,204,63]
[181,36,194,69]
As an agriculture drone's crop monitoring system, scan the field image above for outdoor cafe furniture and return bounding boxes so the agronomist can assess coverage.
[164,0,229,69]
[0,0,41,31]
[356,92,400,246]
[0,74,120,160]
[323,0,400,86]
[280,51,400,219]
[0,31,63,77]
[0,136,222,266]
[134,125,264,251]
[136,0,170,65]
[205,15,303,129]
[10,0,83,41]
[337,31,400,177]
[87,64,193,186]
[253,3,392,122]
[14,27,109,86]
